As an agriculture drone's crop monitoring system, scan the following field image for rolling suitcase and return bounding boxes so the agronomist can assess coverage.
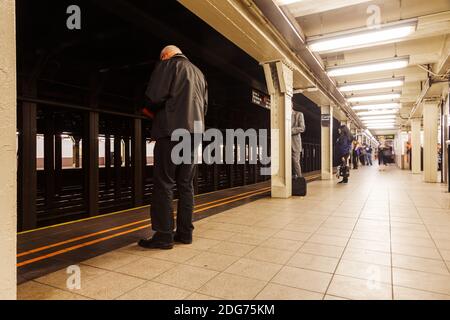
[292,177,307,196]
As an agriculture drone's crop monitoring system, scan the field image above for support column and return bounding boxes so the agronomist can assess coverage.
[104,133,111,189]
[263,61,293,198]
[411,119,421,174]
[44,112,55,205]
[83,112,99,216]
[73,136,81,168]
[423,102,439,182]
[321,106,333,180]
[132,119,143,206]
[0,0,17,299]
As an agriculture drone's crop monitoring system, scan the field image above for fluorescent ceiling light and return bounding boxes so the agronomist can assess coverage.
[275,0,302,5]
[366,125,396,129]
[327,57,409,77]
[352,103,401,111]
[347,93,401,103]
[308,19,417,53]
[360,115,396,121]
[339,78,404,92]
[357,110,398,116]
[363,121,396,125]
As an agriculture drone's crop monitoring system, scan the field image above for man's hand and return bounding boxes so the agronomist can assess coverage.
[142,107,155,119]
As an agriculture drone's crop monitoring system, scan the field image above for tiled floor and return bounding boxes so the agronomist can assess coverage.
[18,165,450,300]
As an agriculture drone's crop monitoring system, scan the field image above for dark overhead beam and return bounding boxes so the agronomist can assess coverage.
[92,0,267,93]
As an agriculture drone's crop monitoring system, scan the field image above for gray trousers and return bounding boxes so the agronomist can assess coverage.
[292,134,302,178]
[151,136,196,242]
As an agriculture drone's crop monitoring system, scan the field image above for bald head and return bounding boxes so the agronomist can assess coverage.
[160,45,182,61]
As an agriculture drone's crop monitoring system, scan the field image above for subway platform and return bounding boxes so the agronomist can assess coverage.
[18,165,450,300]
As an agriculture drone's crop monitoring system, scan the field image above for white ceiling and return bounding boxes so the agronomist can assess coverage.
[282,0,450,136]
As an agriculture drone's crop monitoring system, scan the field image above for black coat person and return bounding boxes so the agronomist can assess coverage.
[139,46,208,249]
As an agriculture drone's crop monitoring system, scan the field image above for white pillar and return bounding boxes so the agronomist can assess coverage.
[321,106,333,180]
[263,61,293,198]
[0,0,17,300]
[423,102,439,182]
[411,118,421,174]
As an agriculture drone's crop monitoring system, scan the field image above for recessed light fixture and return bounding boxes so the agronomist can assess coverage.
[347,93,401,103]
[360,115,396,121]
[327,56,409,77]
[308,19,417,53]
[339,78,404,92]
[274,0,302,5]
[352,103,401,111]
[357,110,399,116]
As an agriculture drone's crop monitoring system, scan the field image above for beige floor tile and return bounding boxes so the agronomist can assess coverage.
[224,258,282,281]
[115,257,177,280]
[271,266,332,293]
[187,237,221,250]
[391,235,436,248]
[272,230,311,241]
[299,242,345,258]
[198,273,267,299]
[145,247,202,263]
[34,264,107,290]
[186,251,239,271]
[347,238,391,253]
[392,254,449,275]
[442,249,450,260]
[391,243,442,260]
[255,283,323,300]
[208,241,255,257]
[76,271,146,300]
[393,268,450,295]
[195,229,236,241]
[81,251,142,271]
[228,233,269,245]
[316,227,352,238]
[393,286,450,300]
[153,264,218,291]
[185,293,220,300]
[117,281,191,300]
[336,260,392,284]
[323,294,349,300]
[342,248,391,266]
[308,234,349,247]
[327,275,392,300]
[287,252,338,273]
[18,281,90,300]
[259,237,304,252]
[245,247,295,264]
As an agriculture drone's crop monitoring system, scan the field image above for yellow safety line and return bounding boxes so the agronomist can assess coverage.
[17,225,149,267]
[17,174,321,265]
[17,219,151,258]
[18,183,270,235]
[17,187,271,263]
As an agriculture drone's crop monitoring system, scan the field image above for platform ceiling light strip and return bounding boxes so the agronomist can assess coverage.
[327,56,409,77]
[363,120,396,125]
[347,93,401,103]
[366,125,396,129]
[339,78,404,92]
[275,0,302,5]
[359,115,396,121]
[351,103,401,111]
[308,19,417,53]
[357,110,398,116]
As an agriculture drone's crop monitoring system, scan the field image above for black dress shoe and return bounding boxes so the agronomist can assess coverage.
[138,238,173,250]
[174,234,192,244]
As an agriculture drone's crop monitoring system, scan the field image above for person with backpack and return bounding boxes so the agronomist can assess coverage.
[336,125,353,184]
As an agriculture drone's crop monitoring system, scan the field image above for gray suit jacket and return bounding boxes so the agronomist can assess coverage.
[292,111,305,153]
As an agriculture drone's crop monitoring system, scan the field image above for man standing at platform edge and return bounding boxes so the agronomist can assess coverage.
[139,45,208,250]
